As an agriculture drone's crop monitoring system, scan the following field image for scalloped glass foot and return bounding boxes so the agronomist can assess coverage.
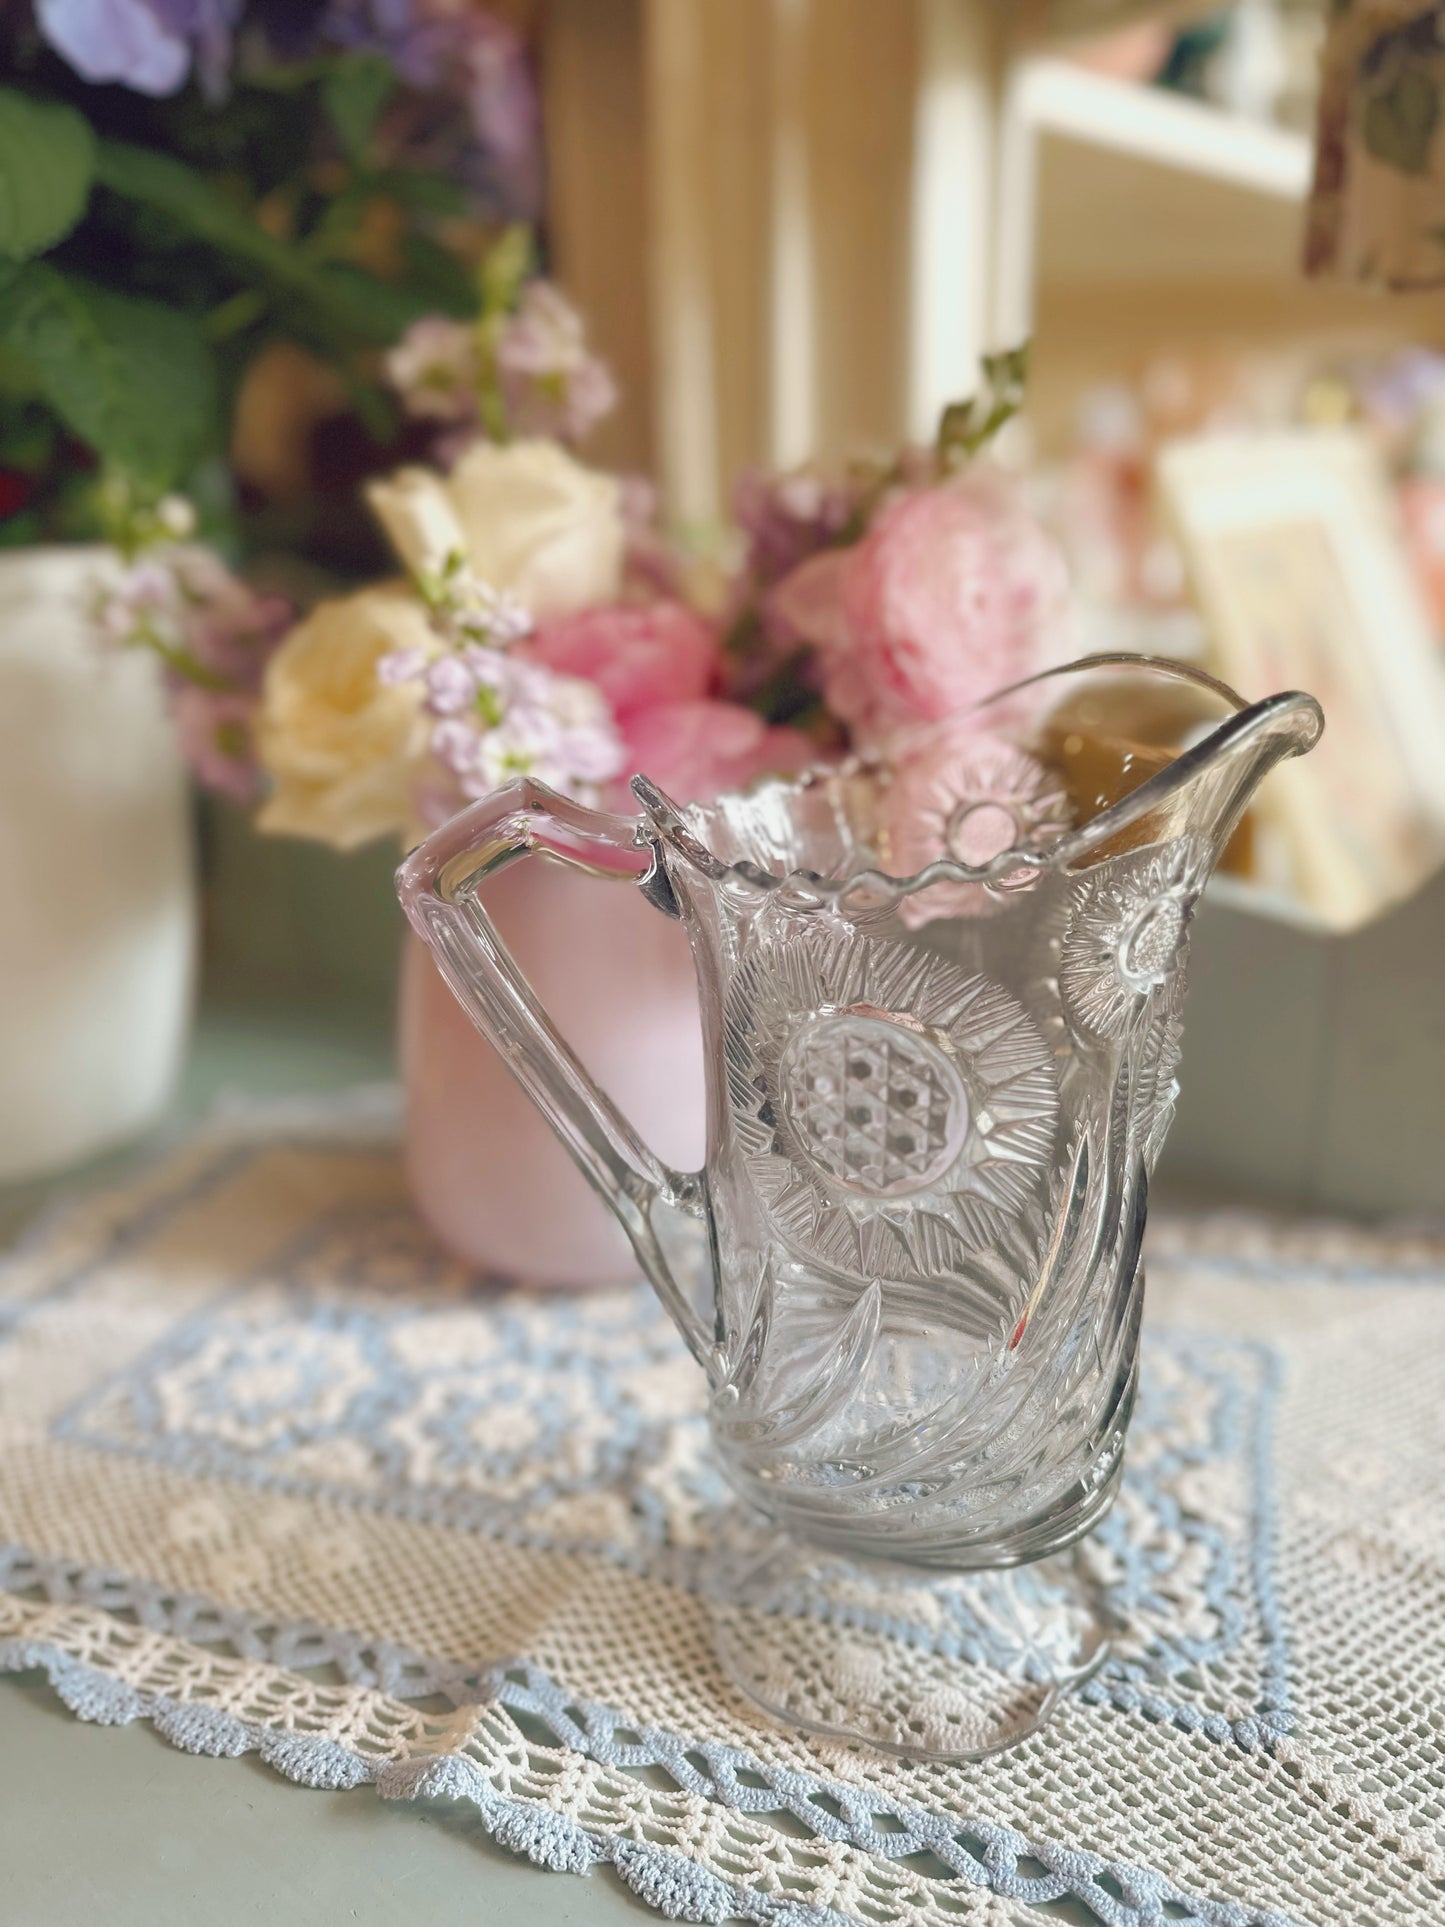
[703,1526,1112,1761]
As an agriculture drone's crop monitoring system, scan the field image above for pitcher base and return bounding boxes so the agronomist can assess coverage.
[702,1527,1112,1761]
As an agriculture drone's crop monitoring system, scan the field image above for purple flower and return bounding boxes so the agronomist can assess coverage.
[92,560,175,645]
[318,2,542,220]
[733,467,858,591]
[427,717,480,777]
[459,12,542,215]
[319,0,449,88]
[421,651,622,803]
[170,686,262,803]
[421,652,476,713]
[36,0,190,94]
[37,0,239,97]
[495,282,618,445]
[150,0,241,97]
[376,645,429,687]
[385,316,479,426]
[168,549,291,691]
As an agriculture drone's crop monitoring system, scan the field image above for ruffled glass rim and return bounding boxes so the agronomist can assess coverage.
[633,653,1323,912]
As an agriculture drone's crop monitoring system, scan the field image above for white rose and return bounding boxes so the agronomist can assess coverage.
[367,439,625,617]
[255,584,434,851]
[363,468,468,579]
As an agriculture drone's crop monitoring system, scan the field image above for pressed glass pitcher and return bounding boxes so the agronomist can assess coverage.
[398,655,1322,1756]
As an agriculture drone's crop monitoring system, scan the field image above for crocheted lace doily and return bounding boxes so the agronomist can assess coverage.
[2,1096,1443,1927]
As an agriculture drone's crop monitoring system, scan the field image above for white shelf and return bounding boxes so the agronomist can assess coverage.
[1020,58,1311,201]
[998,58,1315,310]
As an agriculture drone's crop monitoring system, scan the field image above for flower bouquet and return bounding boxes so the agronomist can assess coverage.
[246,275,1068,1278]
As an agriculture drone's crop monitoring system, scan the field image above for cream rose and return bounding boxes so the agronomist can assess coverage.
[256,584,434,851]
[367,439,625,617]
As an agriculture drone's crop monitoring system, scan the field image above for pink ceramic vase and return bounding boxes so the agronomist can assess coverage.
[399,856,707,1287]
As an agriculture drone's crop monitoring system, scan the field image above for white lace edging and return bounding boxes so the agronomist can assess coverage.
[3,1635,846,1927]
[0,1579,1304,1927]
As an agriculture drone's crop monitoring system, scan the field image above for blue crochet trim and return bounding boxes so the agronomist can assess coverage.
[1079,1336,1289,1746]
[0,1634,850,1927]
[0,1623,1303,1927]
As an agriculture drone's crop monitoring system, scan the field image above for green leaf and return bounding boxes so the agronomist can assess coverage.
[399,232,477,318]
[322,54,395,166]
[95,139,427,347]
[315,261,431,344]
[1362,66,1440,176]
[371,169,471,218]
[0,263,218,486]
[937,340,1031,467]
[0,89,95,261]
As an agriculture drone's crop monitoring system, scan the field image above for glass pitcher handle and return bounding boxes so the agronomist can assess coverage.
[396,779,710,1362]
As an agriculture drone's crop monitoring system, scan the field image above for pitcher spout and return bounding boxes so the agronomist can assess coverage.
[1047,679,1325,877]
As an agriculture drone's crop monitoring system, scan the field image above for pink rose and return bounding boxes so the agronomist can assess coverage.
[622,700,813,804]
[769,471,1071,741]
[527,600,716,719]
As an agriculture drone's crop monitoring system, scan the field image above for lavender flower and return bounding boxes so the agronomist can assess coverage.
[384,286,618,452]
[457,12,542,219]
[318,0,450,89]
[170,685,264,803]
[172,549,292,691]
[36,0,191,95]
[91,560,177,647]
[418,651,622,802]
[415,559,533,651]
[151,0,241,96]
[733,466,858,590]
[385,317,479,426]
[378,560,622,811]
[496,282,618,445]
[90,529,293,799]
[316,1,542,216]
[418,651,477,713]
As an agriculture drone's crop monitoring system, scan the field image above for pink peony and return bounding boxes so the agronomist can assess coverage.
[527,600,716,720]
[768,470,1071,742]
[622,700,813,805]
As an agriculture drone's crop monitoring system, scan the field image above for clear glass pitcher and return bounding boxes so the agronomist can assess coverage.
[397,655,1322,1756]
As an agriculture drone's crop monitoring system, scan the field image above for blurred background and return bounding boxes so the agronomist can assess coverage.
[3,0,1443,1230]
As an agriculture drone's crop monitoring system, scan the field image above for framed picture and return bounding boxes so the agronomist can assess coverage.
[1157,428,1445,929]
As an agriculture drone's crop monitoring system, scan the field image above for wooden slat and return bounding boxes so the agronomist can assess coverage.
[804,0,919,464]
[541,0,654,473]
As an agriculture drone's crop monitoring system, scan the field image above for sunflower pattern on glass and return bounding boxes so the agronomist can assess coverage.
[724,924,1059,1281]
[1058,836,1208,1044]
[878,730,1071,929]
